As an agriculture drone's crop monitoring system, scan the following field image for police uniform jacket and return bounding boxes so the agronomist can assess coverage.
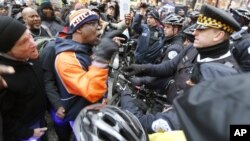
[132,14,164,64]
[231,32,250,72]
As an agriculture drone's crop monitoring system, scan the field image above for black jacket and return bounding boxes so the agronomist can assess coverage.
[0,56,47,140]
[142,44,240,90]
[174,73,250,141]
[231,33,250,72]
[155,35,184,63]
[39,39,62,110]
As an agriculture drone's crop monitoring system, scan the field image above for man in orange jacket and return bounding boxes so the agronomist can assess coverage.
[52,8,121,140]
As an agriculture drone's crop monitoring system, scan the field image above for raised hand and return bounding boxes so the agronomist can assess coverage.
[94,30,122,64]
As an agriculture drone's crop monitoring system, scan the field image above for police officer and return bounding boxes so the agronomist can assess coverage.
[121,4,241,133]
[126,13,185,105]
[132,7,164,64]
[230,8,250,72]
[155,13,185,63]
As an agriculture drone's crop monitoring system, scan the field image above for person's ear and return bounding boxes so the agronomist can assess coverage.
[213,30,225,42]
[76,28,82,34]
[173,26,180,34]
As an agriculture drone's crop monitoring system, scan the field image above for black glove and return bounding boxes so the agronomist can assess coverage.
[129,76,143,86]
[123,64,151,76]
[94,30,122,63]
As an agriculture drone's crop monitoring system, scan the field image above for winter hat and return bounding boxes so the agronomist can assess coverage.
[68,9,99,34]
[0,16,27,53]
[40,1,53,10]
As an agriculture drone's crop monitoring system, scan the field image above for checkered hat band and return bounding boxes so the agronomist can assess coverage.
[197,14,234,33]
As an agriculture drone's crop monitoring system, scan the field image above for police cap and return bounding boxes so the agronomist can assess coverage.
[195,4,241,34]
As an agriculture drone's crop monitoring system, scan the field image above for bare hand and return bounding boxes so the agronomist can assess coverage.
[33,127,47,138]
[56,106,66,119]
[124,14,132,25]
[0,65,15,89]
[102,98,108,104]
[186,79,195,86]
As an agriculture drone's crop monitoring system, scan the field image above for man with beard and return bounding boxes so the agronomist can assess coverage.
[22,7,52,38]
[37,1,64,36]
[50,9,121,140]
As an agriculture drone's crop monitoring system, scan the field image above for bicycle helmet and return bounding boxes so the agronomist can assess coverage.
[73,104,149,141]
[189,11,200,22]
[183,24,196,36]
[182,24,196,42]
[230,8,250,26]
[162,13,184,26]
[147,10,160,21]
[230,8,250,20]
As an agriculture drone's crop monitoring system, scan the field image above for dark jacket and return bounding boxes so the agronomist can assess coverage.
[39,39,62,110]
[174,73,250,141]
[142,44,240,91]
[122,42,241,135]
[37,5,64,36]
[132,14,164,64]
[231,32,250,72]
[156,35,184,63]
[0,56,47,140]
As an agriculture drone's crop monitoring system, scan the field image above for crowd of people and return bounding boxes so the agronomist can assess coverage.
[1,0,250,141]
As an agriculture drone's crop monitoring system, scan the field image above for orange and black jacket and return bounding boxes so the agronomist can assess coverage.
[54,38,108,121]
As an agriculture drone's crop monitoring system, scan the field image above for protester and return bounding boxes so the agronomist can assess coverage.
[37,1,64,36]
[100,1,117,23]
[46,9,121,140]
[0,16,47,141]
[0,4,8,16]
[22,7,52,38]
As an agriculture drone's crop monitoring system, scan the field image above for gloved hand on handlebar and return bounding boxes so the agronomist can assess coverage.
[123,64,151,76]
[93,30,122,64]
[129,76,144,86]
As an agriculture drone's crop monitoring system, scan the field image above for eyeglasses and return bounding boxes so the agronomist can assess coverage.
[85,21,100,28]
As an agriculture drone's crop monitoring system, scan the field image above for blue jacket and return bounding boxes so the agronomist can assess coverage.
[132,14,164,64]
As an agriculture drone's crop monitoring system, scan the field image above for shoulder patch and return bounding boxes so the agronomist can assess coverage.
[152,118,172,132]
[168,51,178,60]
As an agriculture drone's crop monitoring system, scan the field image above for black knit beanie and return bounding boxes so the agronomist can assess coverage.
[0,16,27,53]
[40,1,53,10]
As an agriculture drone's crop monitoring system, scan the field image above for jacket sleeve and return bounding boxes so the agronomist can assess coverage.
[147,53,181,77]
[39,41,62,110]
[231,39,250,72]
[132,14,143,34]
[43,71,62,109]
[55,52,108,103]
[110,20,129,32]
[1,90,34,140]
[3,116,34,140]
